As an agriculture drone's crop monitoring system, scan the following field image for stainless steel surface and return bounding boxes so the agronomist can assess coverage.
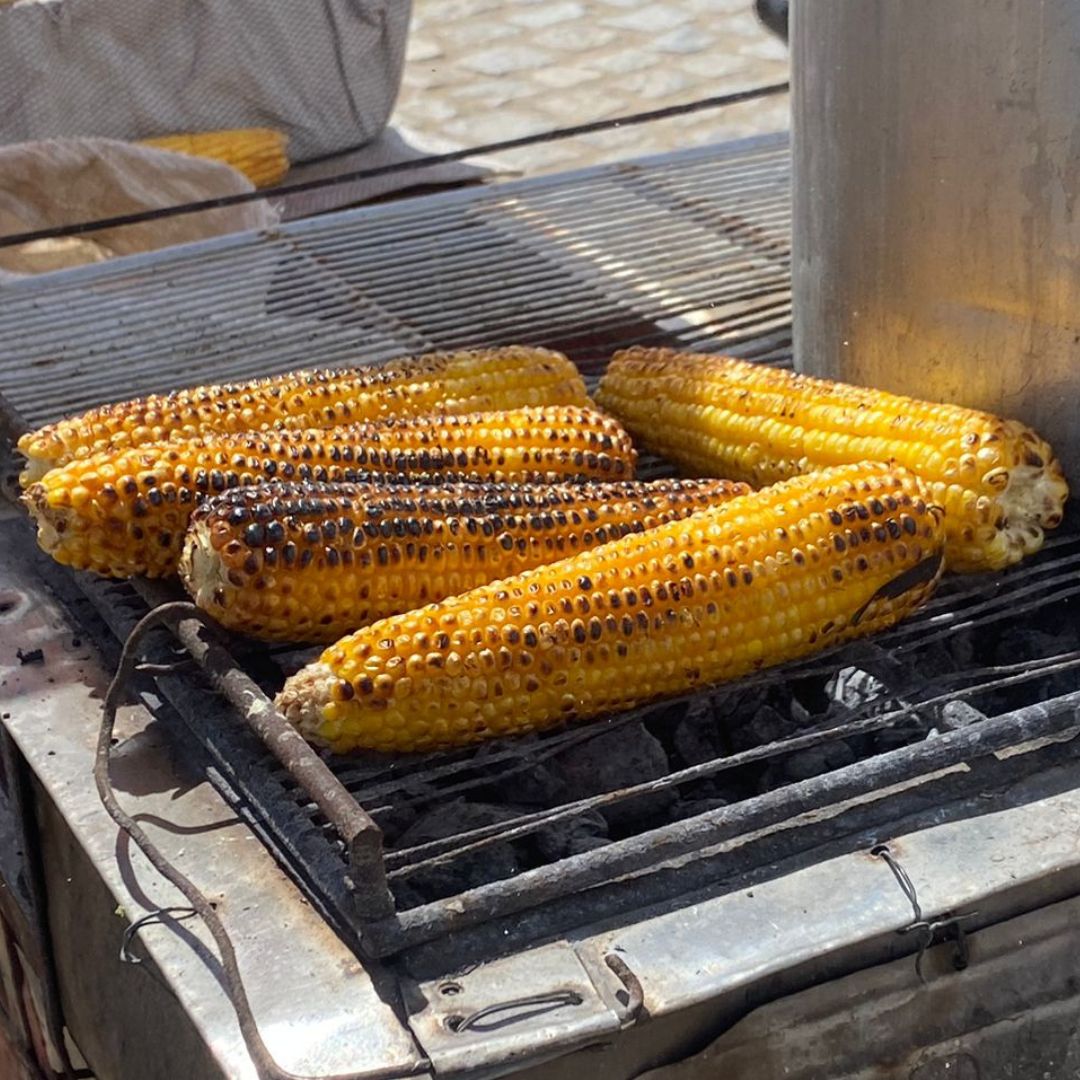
[577,777,1080,1026]
[404,942,625,1076]
[791,0,1080,482]
[637,892,1080,1079]
[0,520,426,1080]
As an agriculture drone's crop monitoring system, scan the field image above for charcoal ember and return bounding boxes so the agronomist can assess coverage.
[392,800,524,903]
[995,626,1080,662]
[757,762,788,793]
[372,803,422,845]
[825,665,939,742]
[938,699,986,730]
[490,761,567,806]
[533,810,609,861]
[789,696,814,727]
[554,722,674,829]
[729,704,800,753]
[909,642,963,681]
[945,629,977,670]
[672,698,725,766]
[756,739,856,792]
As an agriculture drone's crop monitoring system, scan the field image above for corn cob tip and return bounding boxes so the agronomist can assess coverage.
[277,662,341,747]
[178,518,222,609]
[20,483,63,560]
[988,448,1068,569]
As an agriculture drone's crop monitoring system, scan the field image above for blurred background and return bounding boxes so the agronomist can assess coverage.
[393,0,790,174]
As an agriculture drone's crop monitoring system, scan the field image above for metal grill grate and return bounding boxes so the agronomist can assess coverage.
[3,133,1078,962]
[0,135,791,435]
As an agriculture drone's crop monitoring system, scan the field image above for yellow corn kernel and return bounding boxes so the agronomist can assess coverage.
[22,405,635,579]
[139,128,290,187]
[181,476,747,642]
[17,346,590,485]
[595,347,1068,572]
[275,462,946,753]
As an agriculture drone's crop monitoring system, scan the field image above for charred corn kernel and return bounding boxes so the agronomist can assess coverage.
[181,477,746,643]
[139,128,290,187]
[23,405,635,579]
[596,347,1068,573]
[276,462,946,753]
[17,346,589,484]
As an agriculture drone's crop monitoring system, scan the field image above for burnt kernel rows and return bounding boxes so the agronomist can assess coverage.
[17,345,589,483]
[22,406,636,579]
[180,478,747,643]
[276,463,948,753]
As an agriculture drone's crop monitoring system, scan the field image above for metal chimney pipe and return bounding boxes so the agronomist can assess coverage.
[791,0,1080,483]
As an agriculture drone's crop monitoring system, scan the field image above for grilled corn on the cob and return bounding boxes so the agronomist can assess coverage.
[23,405,636,578]
[181,477,747,643]
[139,128,290,188]
[276,462,945,753]
[18,346,589,485]
[595,347,1067,573]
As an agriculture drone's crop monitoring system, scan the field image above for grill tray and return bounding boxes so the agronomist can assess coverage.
[3,134,1078,962]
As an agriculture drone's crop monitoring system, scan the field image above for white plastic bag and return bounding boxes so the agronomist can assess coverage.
[0,138,278,277]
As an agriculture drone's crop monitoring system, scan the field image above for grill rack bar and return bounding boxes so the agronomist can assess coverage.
[0,137,792,427]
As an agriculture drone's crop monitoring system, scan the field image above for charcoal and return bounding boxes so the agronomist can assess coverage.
[827,666,892,714]
[371,803,421,845]
[672,688,765,765]
[729,704,800,753]
[554,722,674,829]
[783,740,856,781]
[945,629,977,670]
[992,626,1080,704]
[672,697,726,766]
[757,763,789,793]
[391,800,524,902]
[909,641,964,681]
[994,626,1080,663]
[485,738,569,805]
[789,696,814,727]
[939,700,987,731]
[533,810,609,861]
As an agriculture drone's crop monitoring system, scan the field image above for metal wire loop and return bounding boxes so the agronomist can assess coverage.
[872,844,978,981]
[448,991,584,1034]
[119,906,198,964]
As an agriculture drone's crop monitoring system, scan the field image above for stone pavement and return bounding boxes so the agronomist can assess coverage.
[392,0,790,175]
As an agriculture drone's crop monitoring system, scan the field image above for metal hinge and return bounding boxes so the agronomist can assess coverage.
[402,941,642,1073]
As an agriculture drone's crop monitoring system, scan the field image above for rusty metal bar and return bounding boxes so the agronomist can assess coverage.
[157,603,394,921]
